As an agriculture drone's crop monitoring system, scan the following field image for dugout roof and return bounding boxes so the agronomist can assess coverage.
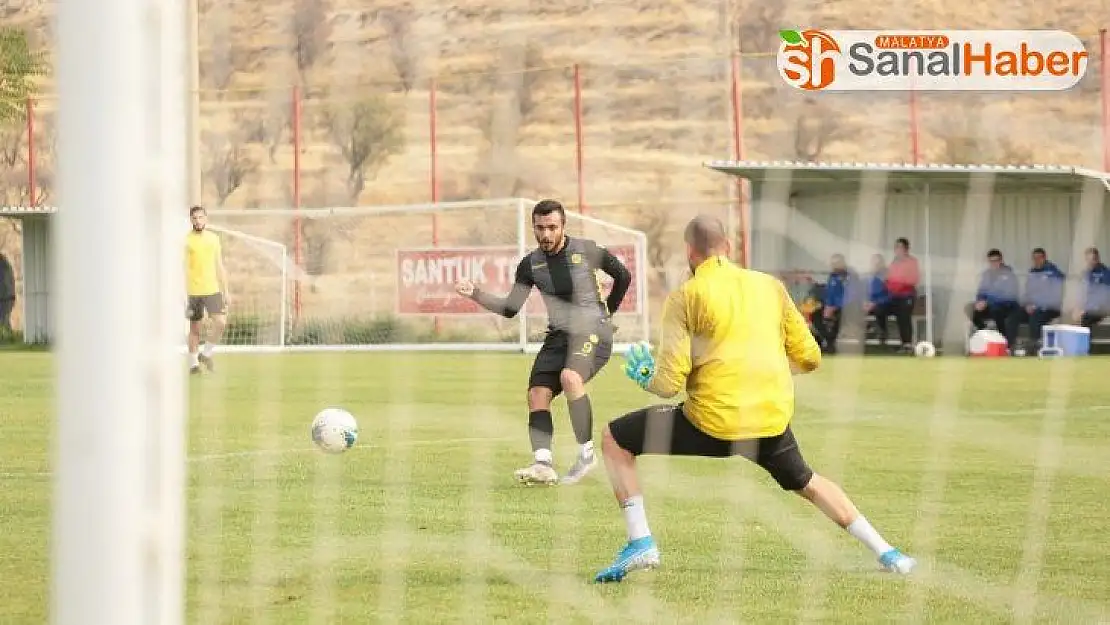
[704,160,1110,195]
[0,205,57,216]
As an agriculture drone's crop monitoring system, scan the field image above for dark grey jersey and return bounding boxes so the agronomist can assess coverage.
[471,236,633,335]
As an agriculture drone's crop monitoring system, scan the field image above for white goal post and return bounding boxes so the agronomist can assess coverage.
[207,198,651,353]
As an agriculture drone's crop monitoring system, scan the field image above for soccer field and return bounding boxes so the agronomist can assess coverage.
[2,352,1109,623]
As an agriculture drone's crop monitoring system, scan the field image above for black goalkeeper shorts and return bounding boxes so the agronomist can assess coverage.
[186,293,226,322]
[528,326,613,396]
[607,404,815,491]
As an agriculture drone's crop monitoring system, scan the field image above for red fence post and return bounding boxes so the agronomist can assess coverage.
[292,85,303,324]
[430,78,441,336]
[430,77,440,233]
[573,64,586,214]
[26,98,36,207]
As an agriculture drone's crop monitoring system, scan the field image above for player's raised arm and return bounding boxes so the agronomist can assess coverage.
[780,279,822,374]
[645,289,692,398]
[459,257,535,318]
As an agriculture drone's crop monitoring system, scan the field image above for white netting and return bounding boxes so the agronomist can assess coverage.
[203,225,287,348]
[205,199,649,351]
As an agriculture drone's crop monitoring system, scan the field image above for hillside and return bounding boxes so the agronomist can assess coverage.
[1,1,1108,334]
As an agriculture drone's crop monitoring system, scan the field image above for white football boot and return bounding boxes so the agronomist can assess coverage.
[514,461,559,486]
[559,451,597,485]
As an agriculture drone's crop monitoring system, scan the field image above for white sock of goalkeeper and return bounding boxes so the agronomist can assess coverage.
[189,352,199,367]
[621,495,651,541]
[846,515,893,556]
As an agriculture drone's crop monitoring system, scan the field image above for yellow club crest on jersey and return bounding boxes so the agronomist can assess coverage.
[589,334,599,343]
[571,253,582,264]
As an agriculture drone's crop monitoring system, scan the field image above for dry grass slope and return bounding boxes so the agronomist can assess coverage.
[4,1,1109,321]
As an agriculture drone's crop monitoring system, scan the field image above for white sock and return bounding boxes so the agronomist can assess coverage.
[580,440,594,457]
[620,495,651,541]
[846,515,893,557]
[202,342,215,357]
[534,448,553,465]
[189,352,199,367]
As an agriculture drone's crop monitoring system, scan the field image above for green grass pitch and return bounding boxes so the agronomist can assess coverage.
[2,352,1110,623]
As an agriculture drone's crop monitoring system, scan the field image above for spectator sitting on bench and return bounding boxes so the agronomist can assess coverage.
[885,237,920,353]
[966,248,1020,350]
[863,253,893,346]
[1073,246,1110,328]
[1015,247,1065,351]
[815,253,861,354]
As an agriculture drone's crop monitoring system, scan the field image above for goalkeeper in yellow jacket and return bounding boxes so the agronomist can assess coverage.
[592,215,916,583]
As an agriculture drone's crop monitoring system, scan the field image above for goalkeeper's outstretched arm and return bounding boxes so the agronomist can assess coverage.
[462,258,535,318]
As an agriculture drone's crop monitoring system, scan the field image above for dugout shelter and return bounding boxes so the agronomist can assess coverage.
[0,205,54,344]
[705,161,1110,351]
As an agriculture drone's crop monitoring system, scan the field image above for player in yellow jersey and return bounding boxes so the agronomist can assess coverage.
[185,205,229,374]
[592,215,916,583]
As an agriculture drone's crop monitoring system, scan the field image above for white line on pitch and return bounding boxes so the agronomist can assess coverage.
[190,435,516,461]
[0,435,517,479]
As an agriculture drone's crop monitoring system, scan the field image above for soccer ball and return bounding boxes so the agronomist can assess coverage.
[913,341,937,358]
[311,408,359,454]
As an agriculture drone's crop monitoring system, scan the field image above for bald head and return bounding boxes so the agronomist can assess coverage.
[684,215,728,255]
[684,215,730,272]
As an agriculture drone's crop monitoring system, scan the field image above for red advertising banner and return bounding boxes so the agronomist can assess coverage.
[396,245,640,315]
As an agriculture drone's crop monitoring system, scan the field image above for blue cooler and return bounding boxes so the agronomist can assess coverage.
[1039,324,1091,357]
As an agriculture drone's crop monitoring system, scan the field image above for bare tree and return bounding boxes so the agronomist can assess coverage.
[995,138,1034,166]
[244,92,293,163]
[794,98,844,161]
[731,1,785,75]
[378,8,418,93]
[30,168,52,206]
[324,96,404,204]
[929,98,985,164]
[0,122,22,170]
[517,43,544,119]
[632,170,674,294]
[292,0,331,86]
[203,132,258,206]
[474,42,547,197]
[201,1,235,93]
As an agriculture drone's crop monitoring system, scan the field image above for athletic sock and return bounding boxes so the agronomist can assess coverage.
[620,495,651,541]
[189,352,200,367]
[567,394,594,446]
[846,515,894,556]
[528,409,554,464]
[202,342,215,358]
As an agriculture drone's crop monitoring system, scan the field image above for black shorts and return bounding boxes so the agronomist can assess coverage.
[186,293,226,322]
[607,404,814,491]
[528,324,614,396]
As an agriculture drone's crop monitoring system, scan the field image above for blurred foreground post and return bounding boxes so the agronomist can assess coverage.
[53,0,187,623]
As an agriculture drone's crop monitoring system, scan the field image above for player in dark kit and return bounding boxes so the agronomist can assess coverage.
[455,199,633,486]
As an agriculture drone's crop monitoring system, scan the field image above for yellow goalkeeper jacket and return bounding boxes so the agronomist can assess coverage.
[646,256,822,440]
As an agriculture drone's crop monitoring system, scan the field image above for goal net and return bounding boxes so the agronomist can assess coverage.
[202,225,288,348]
[207,198,649,352]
